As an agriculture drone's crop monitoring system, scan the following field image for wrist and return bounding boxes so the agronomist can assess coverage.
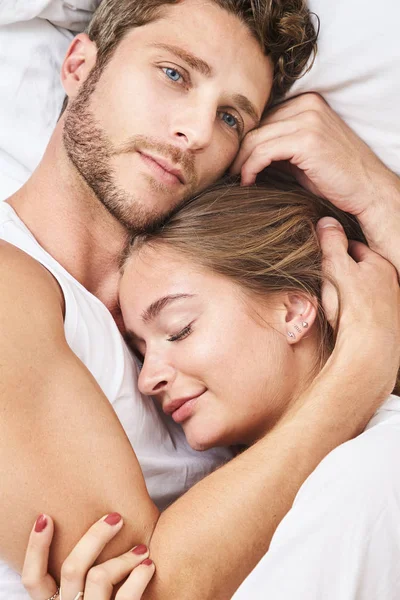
[357,171,400,263]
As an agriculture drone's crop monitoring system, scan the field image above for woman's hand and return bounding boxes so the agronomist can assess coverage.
[22,513,155,600]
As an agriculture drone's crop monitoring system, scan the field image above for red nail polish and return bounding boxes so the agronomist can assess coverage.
[132,544,148,555]
[34,514,47,533]
[104,512,122,526]
[141,559,153,566]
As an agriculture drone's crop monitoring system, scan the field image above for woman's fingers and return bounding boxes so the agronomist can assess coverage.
[116,559,155,600]
[84,550,153,600]
[60,512,124,600]
[23,513,154,600]
[21,515,59,600]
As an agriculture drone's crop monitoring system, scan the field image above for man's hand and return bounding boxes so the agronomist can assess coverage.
[231,93,399,219]
[231,92,400,272]
[316,217,400,406]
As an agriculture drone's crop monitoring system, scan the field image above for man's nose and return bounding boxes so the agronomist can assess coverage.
[138,353,176,396]
[170,98,215,152]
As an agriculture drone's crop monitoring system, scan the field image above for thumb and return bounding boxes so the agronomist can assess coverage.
[316,217,348,262]
[316,217,350,329]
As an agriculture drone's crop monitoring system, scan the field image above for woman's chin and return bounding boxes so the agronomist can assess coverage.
[183,422,229,452]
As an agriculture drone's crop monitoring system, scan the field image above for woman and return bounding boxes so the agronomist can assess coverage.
[23,176,400,599]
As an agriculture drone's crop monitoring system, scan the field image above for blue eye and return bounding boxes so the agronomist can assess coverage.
[221,112,238,129]
[164,67,182,82]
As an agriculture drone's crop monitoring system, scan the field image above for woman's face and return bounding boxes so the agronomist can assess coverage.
[119,245,316,449]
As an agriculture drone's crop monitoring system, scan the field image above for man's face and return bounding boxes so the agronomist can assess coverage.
[63,0,273,231]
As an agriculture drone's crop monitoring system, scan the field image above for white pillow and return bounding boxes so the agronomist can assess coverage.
[0,19,72,198]
[0,0,399,200]
[286,0,400,176]
[0,1,99,31]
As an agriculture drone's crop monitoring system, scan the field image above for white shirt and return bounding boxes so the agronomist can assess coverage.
[233,394,400,599]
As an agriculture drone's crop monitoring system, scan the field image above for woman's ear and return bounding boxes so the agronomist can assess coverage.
[283,293,318,345]
[61,33,98,101]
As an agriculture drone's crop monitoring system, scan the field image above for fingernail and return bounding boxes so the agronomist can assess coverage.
[317,217,343,230]
[132,544,148,555]
[141,559,153,566]
[34,514,47,533]
[104,512,122,526]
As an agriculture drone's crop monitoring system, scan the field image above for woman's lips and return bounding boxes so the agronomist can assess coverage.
[171,396,200,423]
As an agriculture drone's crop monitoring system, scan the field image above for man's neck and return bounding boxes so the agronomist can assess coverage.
[8,127,129,313]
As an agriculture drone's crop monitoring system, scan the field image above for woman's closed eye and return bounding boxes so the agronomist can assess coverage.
[167,323,193,342]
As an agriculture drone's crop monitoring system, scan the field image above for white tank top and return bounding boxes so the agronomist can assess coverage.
[0,201,233,599]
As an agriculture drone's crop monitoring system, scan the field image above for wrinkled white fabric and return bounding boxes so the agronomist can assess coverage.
[233,395,400,599]
[0,0,98,31]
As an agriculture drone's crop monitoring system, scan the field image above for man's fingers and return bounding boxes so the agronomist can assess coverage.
[230,119,300,175]
[262,93,328,126]
[348,239,379,264]
[316,217,349,261]
[21,515,59,600]
[316,218,350,328]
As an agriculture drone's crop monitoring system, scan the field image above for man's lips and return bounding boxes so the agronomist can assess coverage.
[139,151,185,185]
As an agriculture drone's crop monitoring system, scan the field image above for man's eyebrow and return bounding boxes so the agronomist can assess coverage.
[141,293,195,324]
[232,93,260,125]
[152,43,213,77]
[152,43,260,125]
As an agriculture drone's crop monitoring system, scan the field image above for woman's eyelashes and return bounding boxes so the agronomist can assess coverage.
[167,323,194,342]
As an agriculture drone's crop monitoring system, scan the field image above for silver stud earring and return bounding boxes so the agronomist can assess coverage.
[302,321,309,328]
[288,331,296,339]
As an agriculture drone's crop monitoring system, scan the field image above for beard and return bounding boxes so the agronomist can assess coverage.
[62,65,197,234]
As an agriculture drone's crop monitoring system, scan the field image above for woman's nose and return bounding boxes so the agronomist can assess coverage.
[138,354,176,396]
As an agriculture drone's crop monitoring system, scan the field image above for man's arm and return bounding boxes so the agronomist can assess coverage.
[1,228,398,600]
[0,241,160,571]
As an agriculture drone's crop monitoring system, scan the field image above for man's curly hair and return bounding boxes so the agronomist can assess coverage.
[87,0,317,102]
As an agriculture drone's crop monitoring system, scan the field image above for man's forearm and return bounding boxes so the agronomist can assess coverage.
[358,171,400,272]
[145,346,387,600]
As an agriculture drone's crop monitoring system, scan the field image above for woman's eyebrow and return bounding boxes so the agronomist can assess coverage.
[141,293,196,324]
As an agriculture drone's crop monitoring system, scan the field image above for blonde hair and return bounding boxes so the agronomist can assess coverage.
[133,175,400,390]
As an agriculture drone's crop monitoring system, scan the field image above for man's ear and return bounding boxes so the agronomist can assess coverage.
[61,33,98,101]
[283,292,318,345]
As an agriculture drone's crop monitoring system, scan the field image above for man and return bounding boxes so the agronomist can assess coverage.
[0,1,399,599]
